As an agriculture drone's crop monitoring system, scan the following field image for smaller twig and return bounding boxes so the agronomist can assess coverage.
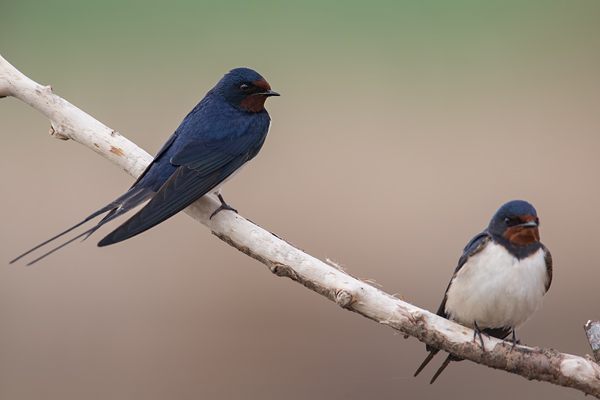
[585,320,600,363]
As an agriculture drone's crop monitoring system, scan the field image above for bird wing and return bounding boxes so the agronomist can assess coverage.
[415,232,506,380]
[439,233,518,342]
[97,130,268,246]
[437,234,511,337]
[129,131,180,189]
[541,243,552,292]
[434,233,491,318]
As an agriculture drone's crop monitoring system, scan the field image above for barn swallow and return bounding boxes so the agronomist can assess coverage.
[11,68,279,265]
[414,200,552,383]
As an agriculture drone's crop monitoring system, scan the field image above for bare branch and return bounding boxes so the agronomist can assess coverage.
[2,54,599,397]
[0,55,151,177]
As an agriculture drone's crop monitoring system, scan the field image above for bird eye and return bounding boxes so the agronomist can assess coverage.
[504,217,511,225]
[240,84,249,92]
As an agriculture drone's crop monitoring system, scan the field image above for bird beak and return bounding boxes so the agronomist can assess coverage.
[517,221,538,228]
[256,90,280,97]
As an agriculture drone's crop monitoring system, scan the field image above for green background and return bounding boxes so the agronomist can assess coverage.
[2,1,600,399]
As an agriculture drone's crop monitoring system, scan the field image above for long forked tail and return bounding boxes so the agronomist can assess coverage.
[21,223,107,266]
[429,354,453,384]
[414,349,439,378]
[10,187,153,265]
[414,348,457,384]
[9,207,111,265]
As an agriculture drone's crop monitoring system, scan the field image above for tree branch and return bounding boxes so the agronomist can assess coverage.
[2,54,599,397]
[586,320,600,363]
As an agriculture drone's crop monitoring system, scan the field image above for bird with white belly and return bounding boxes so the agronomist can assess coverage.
[414,200,552,384]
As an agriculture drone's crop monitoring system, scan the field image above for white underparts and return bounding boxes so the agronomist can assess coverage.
[211,163,248,197]
[444,242,549,329]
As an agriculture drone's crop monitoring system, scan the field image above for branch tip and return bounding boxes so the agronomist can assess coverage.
[585,320,600,363]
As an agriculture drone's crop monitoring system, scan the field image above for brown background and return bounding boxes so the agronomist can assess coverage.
[1,1,600,399]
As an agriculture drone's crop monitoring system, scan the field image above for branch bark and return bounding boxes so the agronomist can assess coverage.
[2,54,599,397]
[586,320,600,363]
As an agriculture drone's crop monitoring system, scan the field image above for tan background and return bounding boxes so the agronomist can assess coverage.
[1,1,600,399]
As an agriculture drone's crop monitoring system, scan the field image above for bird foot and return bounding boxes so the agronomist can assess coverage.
[503,331,521,352]
[473,321,490,351]
[210,194,238,219]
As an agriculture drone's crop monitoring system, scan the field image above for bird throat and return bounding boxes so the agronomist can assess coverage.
[503,226,540,246]
[240,94,268,112]
[240,78,272,112]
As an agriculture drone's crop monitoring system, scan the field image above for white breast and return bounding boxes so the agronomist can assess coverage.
[444,242,549,329]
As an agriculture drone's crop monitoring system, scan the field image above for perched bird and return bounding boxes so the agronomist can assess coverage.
[414,200,552,384]
[11,67,279,265]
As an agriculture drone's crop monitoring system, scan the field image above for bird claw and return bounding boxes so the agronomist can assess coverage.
[503,330,520,352]
[210,194,238,219]
[210,204,238,219]
[473,321,490,351]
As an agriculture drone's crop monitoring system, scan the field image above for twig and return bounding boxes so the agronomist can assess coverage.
[2,54,599,397]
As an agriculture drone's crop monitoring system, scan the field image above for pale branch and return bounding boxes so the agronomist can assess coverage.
[2,54,599,397]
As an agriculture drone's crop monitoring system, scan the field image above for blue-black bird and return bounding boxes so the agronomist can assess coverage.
[414,200,552,384]
[11,68,279,265]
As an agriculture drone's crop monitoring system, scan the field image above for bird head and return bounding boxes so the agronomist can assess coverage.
[487,200,540,246]
[217,68,280,112]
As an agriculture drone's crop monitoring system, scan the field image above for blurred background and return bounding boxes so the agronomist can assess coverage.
[1,1,599,399]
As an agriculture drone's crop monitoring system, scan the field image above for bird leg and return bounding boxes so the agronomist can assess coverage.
[473,321,489,350]
[502,329,520,352]
[210,193,238,219]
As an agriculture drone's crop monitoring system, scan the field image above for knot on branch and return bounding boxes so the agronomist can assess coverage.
[269,262,299,281]
[49,124,69,140]
[411,310,425,323]
[334,290,353,308]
